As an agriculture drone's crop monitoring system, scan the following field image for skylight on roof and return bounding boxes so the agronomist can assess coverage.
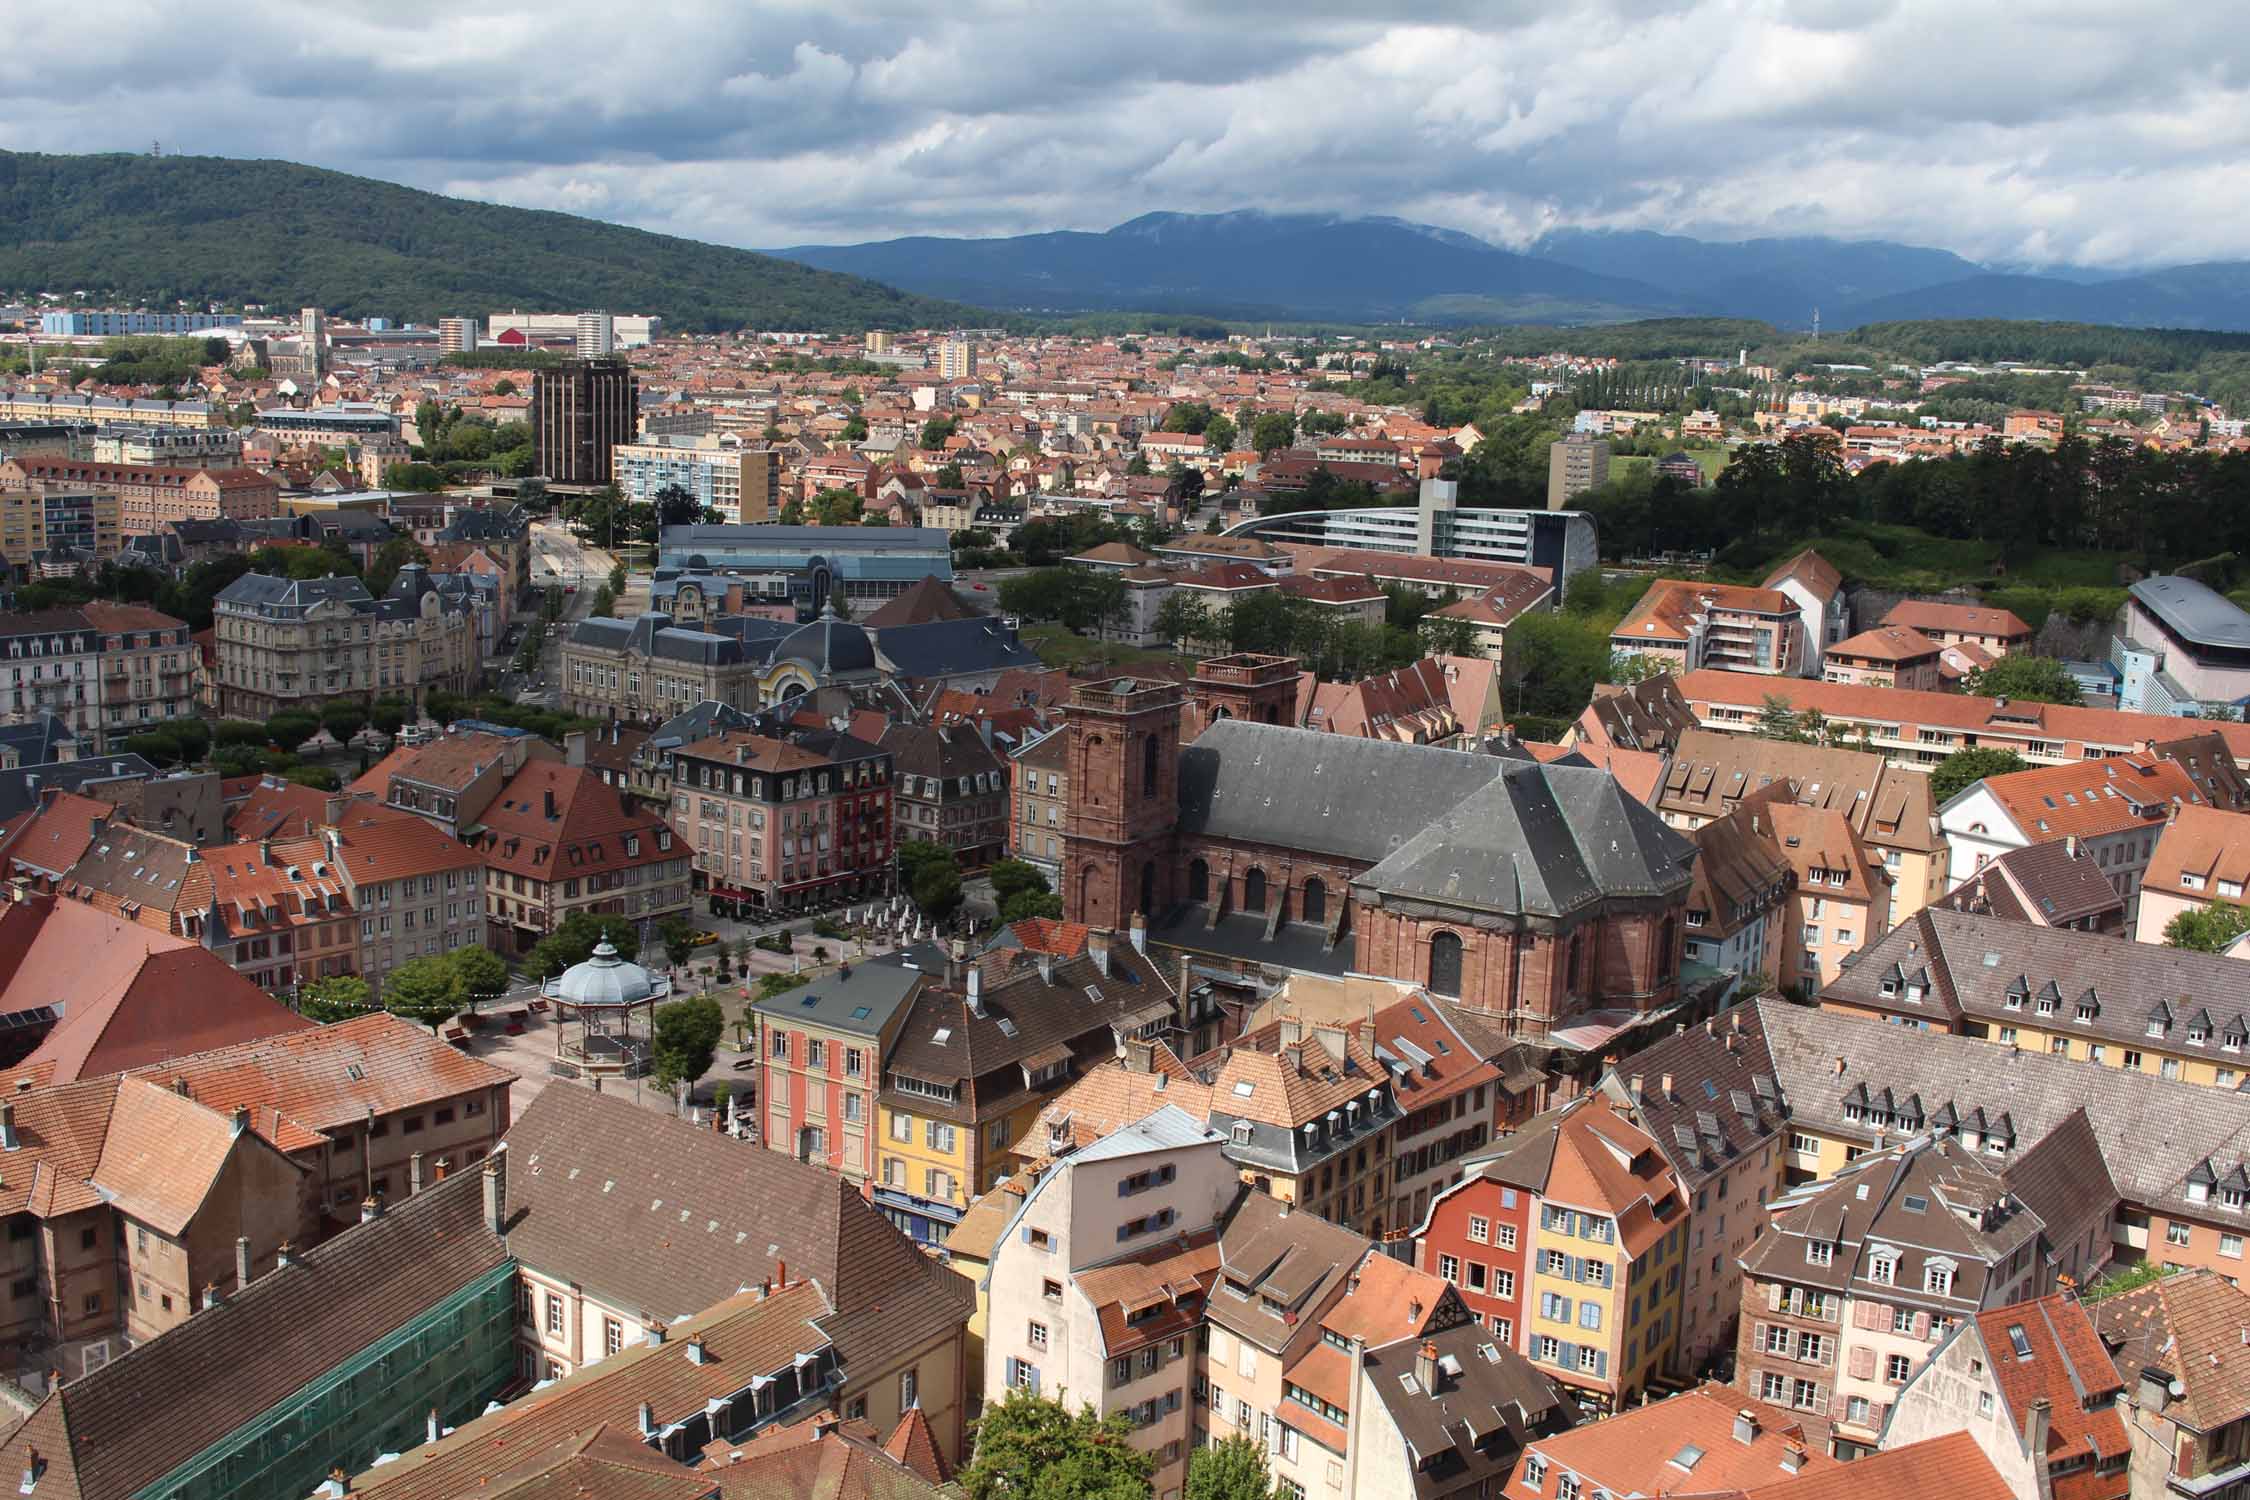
[2008,1324,2033,1360]
[933,1027,952,1045]
[1902,1194,1929,1213]
[1233,1080,1254,1097]
[851,1007,871,1021]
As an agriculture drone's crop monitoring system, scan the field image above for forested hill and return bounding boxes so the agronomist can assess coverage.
[0,150,983,331]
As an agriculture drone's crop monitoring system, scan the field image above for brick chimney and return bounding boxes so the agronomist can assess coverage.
[1122,1037,1154,1073]
[231,1104,250,1137]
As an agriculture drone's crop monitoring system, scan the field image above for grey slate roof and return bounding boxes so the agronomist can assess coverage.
[1823,907,2250,1058]
[1175,720,1694,917]
[749,950,924,1039]
[1359,1320,1565,1500]
[1176,720,1510,864]
[0,754,158,822]
[1752,998,2250,1229]
[872,617,1042,680]
[214,572,374,613]
[1357,759,1695,918]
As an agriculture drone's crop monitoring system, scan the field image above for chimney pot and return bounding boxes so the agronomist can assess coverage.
[276,1241,294,1268]
[1734,1408,1760,1445]
[1659,1073,1673,1097]
[1129,910,1147,955]
[686,1334,708,1365]
[235,1236,251,1290]
[426,1408,440,1445]
[410,1152,424,1194]
[1414,1339,1438,1393]
[172,1075,189,1097]
[646,1320,667,1346]
[202,1281,223,1311]
[360,1196,381,1224]
[231,1103,250,1136]
[1089,930,1111,978]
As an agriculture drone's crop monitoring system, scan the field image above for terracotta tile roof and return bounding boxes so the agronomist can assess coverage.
[0,792,112,879]
[1880,600,2032,639]
[1315,1251,1453,1350]
[1076,1230,1222,1355]
[707,1412,949,1499]
[1210,1020,1390,1130]
[1372,994,1502,1112]
[92,1076,296,1237]
[1017,1048,1211,1157]
[4,894,310,1084]
[5,1163,510,1500]
[880,1405,950,1484]
[990,916,1089,957]
[1935,840,2125,928]
[500,1084,971,1384]
[1617,579,1797,645]
[1764,549,1843,600]
[123,1010,513,1145]
[470,762,680,881]
[1536,1096,1687,1260]
[1976,751,2203,840]
[224,775,336,842]
[1828,624,1941,663]
[1974,1295,2127,1498]
[2142,802,2250,903]
[1746,1430,2011,1500]
[356,1282,843,1500]
[942,1167,1035,1262]
[1517,1383,1834,1498]
[2091,1270,2250,1434]
[325,800,484,882]
[1675,669,2250,766]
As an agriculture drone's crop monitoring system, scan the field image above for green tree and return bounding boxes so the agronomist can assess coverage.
[651,994,726,1090]
[366,535,430,596]
[1421,615,1481,658]
[961,1389,1155,1500]
[1501,612,1610,719]
[1754,694,1810,743]
[651,482,703,532]
[298,975,374,1024]
[525,910,642,978]
[1929,746,2030,805]
[266,711,320,751]
[284,765,341,791]
[447,947,510,1013]
[370,698,411,735]
[1185,1436,1277,1500]
[1963,654,2085,705]
[936,463,966,489]
[1126,452,1152,477]
[1001,889,1065,923]
[913,862,965,922]
[1250,412,1296,453]
[2165,901,2250,953]
[989,859,1050,907]
[659,916,699,969]
[1153,593,1215,650]
[321,700,367,741]
[383,956,460,1034]
[1203,414,1236,453]
[811,487,864,526]
[919,417,957,450]
[492,377,516,397]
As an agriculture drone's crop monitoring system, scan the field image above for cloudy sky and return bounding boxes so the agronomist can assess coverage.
[5,0,2246,268]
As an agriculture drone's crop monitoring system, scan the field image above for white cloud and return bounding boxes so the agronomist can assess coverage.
[0,0,2244,267]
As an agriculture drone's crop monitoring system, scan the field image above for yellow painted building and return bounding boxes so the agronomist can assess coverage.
[1478,1095,1689,1414]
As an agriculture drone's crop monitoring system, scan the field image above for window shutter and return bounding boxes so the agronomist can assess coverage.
[1873,1401,1890,1431]
[1559,1340,1578,1370]
[1912,1311,1930,1340]
[1030,1364,1041,1395]
[1021,1226,1033,1244]
[1768,1283,1783,1313]
[1753,1321,1767,1354]
[1813,1385,1830,1416]
[1005,1356,1019,1386]
[1849,1345,1876,1380]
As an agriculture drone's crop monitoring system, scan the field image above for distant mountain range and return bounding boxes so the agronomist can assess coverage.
[8,146,2250,335]
[781,211,2250,331]
[0,150,979,331]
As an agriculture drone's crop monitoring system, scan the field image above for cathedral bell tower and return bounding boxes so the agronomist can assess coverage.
[1059,677,1183,931]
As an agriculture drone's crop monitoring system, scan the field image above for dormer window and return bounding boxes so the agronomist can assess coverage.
[1869,1252,1897,1286]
